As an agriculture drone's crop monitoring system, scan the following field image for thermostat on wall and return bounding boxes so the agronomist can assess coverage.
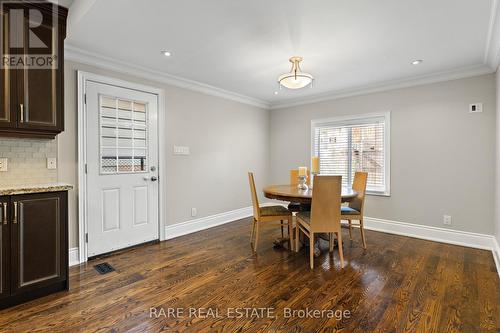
[469,103,483,113]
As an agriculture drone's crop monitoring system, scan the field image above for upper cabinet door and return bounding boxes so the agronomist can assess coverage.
[0,1,66,137]
[15,3,64,133]
[0,6,16,129]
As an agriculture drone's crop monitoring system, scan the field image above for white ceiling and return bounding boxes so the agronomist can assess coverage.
[66,0,499,108]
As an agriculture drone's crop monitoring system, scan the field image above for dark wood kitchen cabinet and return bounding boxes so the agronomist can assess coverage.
[0,196,9,301]
[0,191,68,309]
[0,1,68,138]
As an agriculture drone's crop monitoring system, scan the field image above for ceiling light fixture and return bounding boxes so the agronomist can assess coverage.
[274,91,279,95]
[278,56,314,89]
[161,50,172,57]
[411,59,423,65]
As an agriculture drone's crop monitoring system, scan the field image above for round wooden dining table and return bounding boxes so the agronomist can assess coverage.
[263,185,358,204]
[262,185,358,250]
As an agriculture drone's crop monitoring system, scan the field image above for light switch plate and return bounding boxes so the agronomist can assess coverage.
[469,103,483,113]
[47,157,57,170]
[0,158,7,172]
[173,146,190,155]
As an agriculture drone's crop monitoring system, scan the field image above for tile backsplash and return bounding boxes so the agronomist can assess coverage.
[0,138,57,186]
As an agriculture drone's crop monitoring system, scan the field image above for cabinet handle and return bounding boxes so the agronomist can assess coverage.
[13,202,17,224]
[2,203,6,225]
[20,104,24,123]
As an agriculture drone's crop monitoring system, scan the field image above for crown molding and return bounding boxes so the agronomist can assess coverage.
[66,45,495,111]
[485,0,500,70]
[269,64,495,110]
[64,44,270,109]
[65,1,499,111]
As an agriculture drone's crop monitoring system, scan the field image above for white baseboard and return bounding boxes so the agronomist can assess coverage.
[70,208,500,277]
[164,203,278,240]
[492,238,500,278]
[364,217,500,277]
[165,206,252,240]
[363,217,496,250]
[69,247,80,267]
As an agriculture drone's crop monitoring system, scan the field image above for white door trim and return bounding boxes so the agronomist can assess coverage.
[77,71,167,264]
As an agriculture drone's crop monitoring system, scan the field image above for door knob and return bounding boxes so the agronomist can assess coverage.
[150,176,158,182]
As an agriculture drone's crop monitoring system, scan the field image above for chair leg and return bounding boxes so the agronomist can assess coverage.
[287,218,293,251]
[329,232,334,252]
[295,223,300,253]
[360,218,367,249]
[337,231,344,268]
[309,232,314,269]
[348,219,353,240]
[250,219,256,245]
[253,221,260,253]
[280,220,284,238]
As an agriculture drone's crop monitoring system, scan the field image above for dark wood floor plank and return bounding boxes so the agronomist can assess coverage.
[0,217,498,333]
[477,258,498,332]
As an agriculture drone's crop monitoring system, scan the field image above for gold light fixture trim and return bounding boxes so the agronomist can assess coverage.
[278,56,314,90]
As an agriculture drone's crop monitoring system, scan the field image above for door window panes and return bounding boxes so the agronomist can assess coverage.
[99,96,148,174]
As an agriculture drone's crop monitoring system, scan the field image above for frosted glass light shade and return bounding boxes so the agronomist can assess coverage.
[278,73,314,89]
[277,56,314,90]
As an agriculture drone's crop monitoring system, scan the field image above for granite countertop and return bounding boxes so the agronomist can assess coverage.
[0,183,73,196]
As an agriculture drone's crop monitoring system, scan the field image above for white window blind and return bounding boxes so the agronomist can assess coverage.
[312,113,390,195]
[99,95,148,174]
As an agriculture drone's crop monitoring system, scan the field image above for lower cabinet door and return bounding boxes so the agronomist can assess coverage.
[0,197,9,300]
[10,192,67,295]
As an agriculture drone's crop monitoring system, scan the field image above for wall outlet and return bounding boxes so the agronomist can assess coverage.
[47,157,57,170]
[469,103,483,113]
[191,208,197,217]
[173,146,190,156]
[0,158,7,172]
[443,215,452,225]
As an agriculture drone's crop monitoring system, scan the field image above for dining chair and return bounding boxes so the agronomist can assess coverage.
[341,171,368,249]
[295,176,344,269]
[248,172,293,252]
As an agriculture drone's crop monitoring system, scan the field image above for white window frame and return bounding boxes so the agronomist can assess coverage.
[310,111,391,196]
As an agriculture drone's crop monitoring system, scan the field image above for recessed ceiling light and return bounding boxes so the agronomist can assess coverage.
[161,50,172,57]
[411,59,423,65]
[274,91,279,95]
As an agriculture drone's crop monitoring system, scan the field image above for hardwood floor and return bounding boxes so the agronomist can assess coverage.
[0,217,498,332]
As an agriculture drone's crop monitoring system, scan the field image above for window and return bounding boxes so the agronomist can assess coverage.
[99,95,148,174]
[311,112,390,195]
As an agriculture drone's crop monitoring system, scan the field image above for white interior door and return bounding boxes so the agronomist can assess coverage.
[85,81,159,257]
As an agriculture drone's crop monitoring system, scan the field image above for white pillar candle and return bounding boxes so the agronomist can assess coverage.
[311,156,320,174]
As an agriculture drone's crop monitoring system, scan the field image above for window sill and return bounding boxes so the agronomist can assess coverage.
[366,191,390,197]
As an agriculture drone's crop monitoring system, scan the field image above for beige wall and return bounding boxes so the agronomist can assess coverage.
[3,62,496,247]
[61,60,270,248]
[270,74,496,235]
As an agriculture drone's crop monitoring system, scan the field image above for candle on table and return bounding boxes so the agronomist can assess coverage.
[298,167,307,177]
[311,156,319,174]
